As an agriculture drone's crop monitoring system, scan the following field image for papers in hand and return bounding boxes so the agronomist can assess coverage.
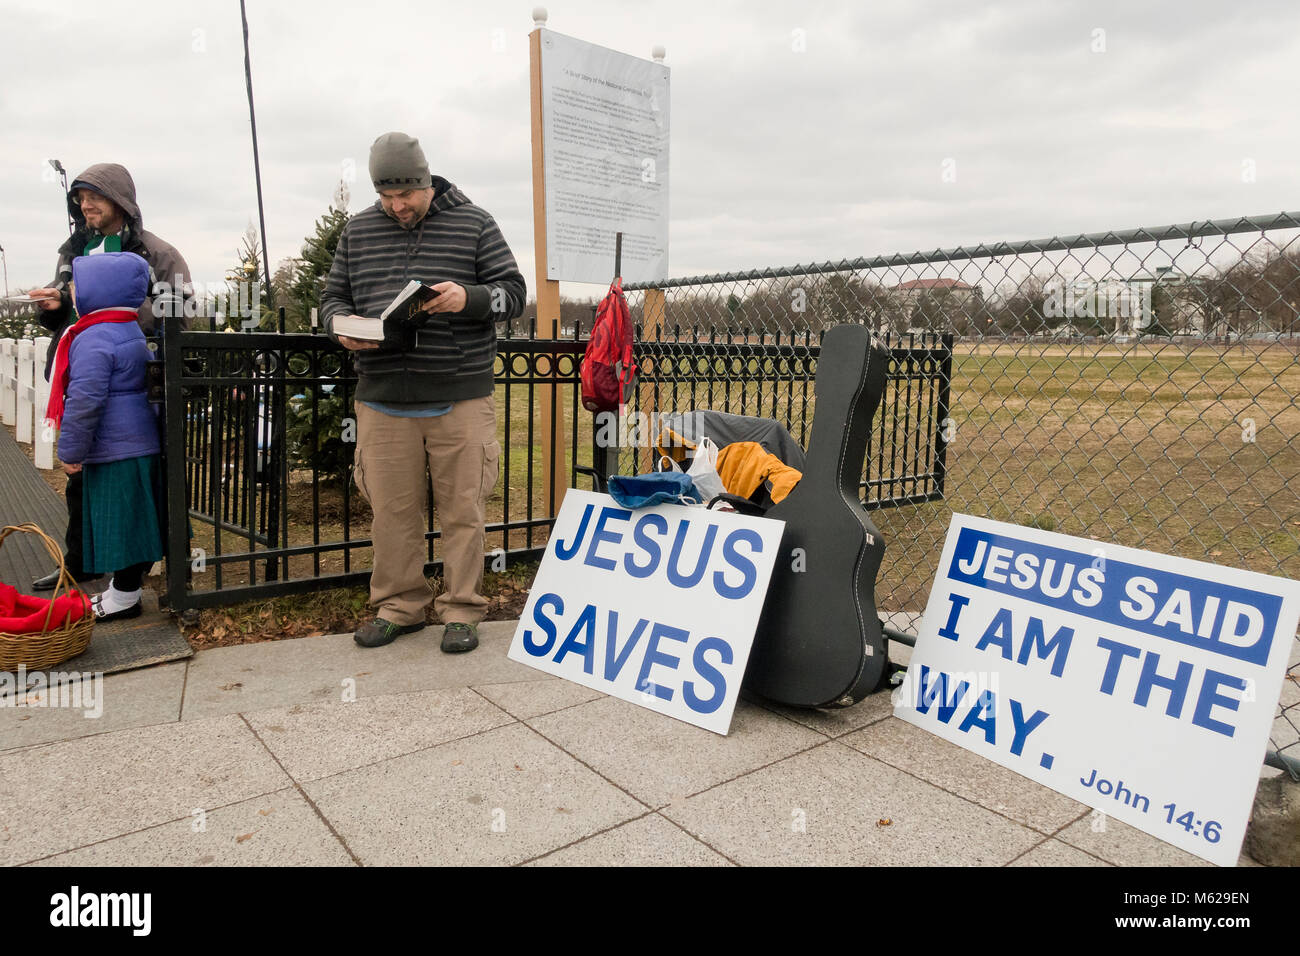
[333,281,442,343]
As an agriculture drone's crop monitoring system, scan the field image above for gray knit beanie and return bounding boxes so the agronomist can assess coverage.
[369,132,432,190]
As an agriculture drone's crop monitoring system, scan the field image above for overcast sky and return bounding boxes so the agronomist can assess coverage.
[2,0,1297,300]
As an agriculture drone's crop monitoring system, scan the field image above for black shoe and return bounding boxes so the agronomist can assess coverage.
[32,567,101,591]
[441,621,480,654]
[90,594,143,623]
[354,617,424,648]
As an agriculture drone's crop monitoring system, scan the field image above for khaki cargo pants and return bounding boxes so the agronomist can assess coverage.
[353,396,501,627]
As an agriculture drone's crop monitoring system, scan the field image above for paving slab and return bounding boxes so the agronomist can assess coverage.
[473,678,605,720]
[749,687,895,738]
[661,740,1042,866]
[841,716,1087,834]
[528,812,733,866]
[180,621,534,720]
[33,788,353,866]
[304,722,646,866]
[528,696,825,807]
[0,714,290,865]
[245,686,515,781]
[1008,838,1112,867]
[1057,813,1262,867]
[1055,813,1214,867]
[0,661,185,752]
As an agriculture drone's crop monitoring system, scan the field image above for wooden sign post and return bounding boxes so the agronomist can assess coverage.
[529,12,569,517]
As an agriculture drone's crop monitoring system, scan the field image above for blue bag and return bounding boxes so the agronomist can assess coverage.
[606,472,702,509]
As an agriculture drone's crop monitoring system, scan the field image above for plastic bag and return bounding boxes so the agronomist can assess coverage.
[685,436,726,502]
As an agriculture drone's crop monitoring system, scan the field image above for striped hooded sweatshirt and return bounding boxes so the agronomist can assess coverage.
[321,177,526,404]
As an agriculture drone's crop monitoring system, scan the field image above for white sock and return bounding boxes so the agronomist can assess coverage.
[100,582,142,613]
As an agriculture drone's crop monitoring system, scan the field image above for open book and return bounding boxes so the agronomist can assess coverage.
[332,280,442,345]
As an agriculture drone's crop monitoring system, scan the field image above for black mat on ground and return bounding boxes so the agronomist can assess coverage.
[1,588,192,692]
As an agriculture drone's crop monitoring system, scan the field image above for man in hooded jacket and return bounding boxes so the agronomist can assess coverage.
[27,163,191,591]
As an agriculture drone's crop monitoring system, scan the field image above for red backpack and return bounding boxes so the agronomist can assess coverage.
[581,278,637,412]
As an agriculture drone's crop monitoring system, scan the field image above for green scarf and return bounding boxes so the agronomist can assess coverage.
[82,233,123,255]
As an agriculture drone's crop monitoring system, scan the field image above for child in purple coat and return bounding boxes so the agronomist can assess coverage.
[46,252,163,621]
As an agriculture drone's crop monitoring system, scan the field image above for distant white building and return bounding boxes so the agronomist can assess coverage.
[1126,267,1213,336]
[1044,276,1150,336]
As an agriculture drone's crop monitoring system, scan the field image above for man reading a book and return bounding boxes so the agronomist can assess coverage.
[323,132,526,653]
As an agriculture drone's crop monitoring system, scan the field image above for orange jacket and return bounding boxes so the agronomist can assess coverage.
[716,441,802,504]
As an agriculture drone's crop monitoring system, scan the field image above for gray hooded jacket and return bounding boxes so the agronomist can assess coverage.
[39,163,191,377]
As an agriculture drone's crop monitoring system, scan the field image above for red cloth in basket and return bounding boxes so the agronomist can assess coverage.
[0,582,91,633]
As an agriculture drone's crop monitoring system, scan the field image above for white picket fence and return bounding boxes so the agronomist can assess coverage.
[0,337,56,469]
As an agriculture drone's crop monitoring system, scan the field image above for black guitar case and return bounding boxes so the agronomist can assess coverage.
[744,324,889,708]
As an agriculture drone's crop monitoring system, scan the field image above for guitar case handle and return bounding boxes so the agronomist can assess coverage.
[707,493,767,516]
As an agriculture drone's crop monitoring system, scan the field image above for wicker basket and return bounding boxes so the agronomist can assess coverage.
[0,523,95,671]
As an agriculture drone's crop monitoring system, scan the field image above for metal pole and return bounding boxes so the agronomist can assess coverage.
[239,0,275,316]
[49,160,72,235]
[163,309,190,611]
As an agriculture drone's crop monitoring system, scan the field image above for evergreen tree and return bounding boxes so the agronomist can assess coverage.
[273,258,304,330]
[285,182,353,483]
[225,224,278,331]
[288,180,350,331]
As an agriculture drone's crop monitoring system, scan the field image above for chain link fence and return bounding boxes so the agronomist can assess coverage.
[624,211,1300,776]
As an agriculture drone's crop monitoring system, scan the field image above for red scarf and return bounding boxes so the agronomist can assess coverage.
[44,309,139,428]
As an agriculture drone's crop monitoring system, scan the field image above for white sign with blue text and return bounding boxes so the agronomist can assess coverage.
[895,514,1300,866]
[507,490,783,734]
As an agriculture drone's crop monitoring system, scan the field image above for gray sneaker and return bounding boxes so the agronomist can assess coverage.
[354,617,424,648]
[441,621,479,653]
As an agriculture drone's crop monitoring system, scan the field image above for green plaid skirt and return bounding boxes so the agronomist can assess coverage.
[81,455,164,574]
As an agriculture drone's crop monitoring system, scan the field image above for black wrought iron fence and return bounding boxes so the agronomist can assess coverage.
[162,320,594,612]
[162,317,951,610]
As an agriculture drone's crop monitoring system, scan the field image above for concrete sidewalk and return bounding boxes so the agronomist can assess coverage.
[0,622,1264,867]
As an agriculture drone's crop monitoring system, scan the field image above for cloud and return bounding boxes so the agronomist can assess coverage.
[1,0,1298,296]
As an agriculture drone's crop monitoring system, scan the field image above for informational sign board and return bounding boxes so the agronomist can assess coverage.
[895,514,1300,866]
[508,490,783,734]
[538,29,670,284]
